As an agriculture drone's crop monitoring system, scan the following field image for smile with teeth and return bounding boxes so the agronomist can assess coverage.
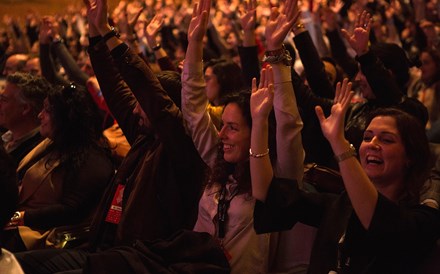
[366,155,383,165]
[223,144,233,152]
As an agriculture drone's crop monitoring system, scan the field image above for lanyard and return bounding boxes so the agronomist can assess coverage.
[217,182,238,239]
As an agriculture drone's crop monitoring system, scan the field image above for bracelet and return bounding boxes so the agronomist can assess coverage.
[102,26,120,43]
[249,148,269,158]
[262,46,293,66]
[152,43,162,51]
[265,45,286,57]
[334,144,357,163]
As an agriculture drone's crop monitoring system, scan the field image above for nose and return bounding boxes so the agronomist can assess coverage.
[38,110,43,120]
[369,136,381,150]
[218,125,226,140]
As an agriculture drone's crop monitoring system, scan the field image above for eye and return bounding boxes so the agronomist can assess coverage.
[380,137,395,144]
[228,124,238,131]
[362,134,372,142]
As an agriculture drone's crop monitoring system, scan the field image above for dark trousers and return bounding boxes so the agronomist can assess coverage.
[15,248,89,274]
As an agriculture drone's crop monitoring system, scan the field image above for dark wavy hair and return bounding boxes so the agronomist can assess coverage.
[208,90,276,195]
[6,72,49,122]
[365,108,431,205]
[46,83,110,170]
[204,59,245,104]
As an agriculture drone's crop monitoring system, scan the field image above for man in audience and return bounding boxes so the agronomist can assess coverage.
[3,54,29,76]
[0,72,48,166]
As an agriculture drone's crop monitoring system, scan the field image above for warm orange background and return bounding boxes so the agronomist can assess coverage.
[0,0,119,27]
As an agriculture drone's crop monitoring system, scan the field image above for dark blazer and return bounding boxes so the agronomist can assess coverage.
[88,39,207,250]
[254,178,440,274]
[17,138,114,230]
[8,130,42,168]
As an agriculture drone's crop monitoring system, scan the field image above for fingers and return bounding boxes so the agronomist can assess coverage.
[340,81,353,108]
[192,3,198,18]
[340,28,350,41]
[252,77,257,93]
[266,65,274,87]
[334,78,354,108]
[315,105,326,124]
[334,81,342,103]
[259,67,266,89]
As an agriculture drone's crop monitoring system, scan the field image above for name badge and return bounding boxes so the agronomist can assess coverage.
[105,184,125,224]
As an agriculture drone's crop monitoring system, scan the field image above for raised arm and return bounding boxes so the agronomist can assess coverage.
[265,0,304,182]
[315,79,378,229]
[250,67,274,201]
[341,11,403,104]
[237,0,260,86]
[38,17,69,86]
[181,0,220,169]
[291,0,335,99]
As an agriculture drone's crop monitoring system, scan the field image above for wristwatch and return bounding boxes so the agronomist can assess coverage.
[334,144,357,163]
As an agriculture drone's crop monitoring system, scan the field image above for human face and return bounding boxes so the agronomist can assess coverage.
[218,103,250,164]
[24,58,41,76]
[205,67,221,105]
[354,68,375,100]
[420,52,438,84]
[0,83,27,129]
[3,54,28,76]
[38,98,54,139]
[359,116,408,186]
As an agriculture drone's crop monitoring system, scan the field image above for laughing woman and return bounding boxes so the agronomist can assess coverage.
[252,79,440,273]
[3,84,114,252]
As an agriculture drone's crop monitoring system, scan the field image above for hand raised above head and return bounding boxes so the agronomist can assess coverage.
[187,0,211,43]
[83,0,111,35]
[315,78,354,143]
[341,10,372,56]
[265,0,300,51]
[251,66,274,121]
[239,0,257,33]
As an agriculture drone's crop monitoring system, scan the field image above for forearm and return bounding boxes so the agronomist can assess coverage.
[332,140,378,229]
[272,64,304,182]
[53,42,89,86]
[250,119,273,201]
[181,60,219,169]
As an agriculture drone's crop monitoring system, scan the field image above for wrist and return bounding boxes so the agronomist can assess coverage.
[101,26,120,43]
[332,141,356,163]
[99,24,113,36]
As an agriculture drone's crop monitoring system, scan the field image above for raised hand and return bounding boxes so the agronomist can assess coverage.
[251,66,274,121]
[265,0,300,50]
[315,78,353,143]
[187,0,211,42]
[39,16,55,44]
[145,13,164,47]
[341,10,372,56]
[83,0,110,34]
[239,0,257,33]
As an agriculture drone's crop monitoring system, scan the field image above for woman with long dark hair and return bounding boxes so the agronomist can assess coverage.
[252,79,440,273]
[3,83,114,252]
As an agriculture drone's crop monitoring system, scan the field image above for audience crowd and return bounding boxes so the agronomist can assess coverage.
[0,0,440,273]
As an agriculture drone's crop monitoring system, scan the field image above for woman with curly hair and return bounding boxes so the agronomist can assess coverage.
[2,83,114,252]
